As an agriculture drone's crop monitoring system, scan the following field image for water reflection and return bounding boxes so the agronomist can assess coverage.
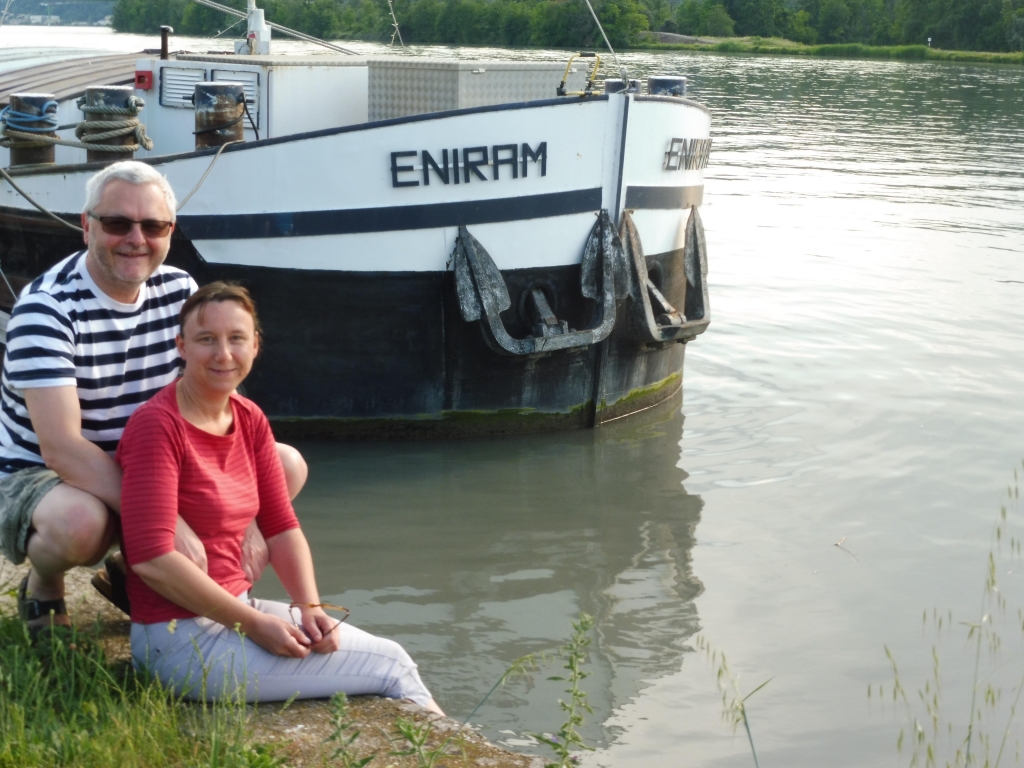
[6,27,1024,762]
[254,401,703,746]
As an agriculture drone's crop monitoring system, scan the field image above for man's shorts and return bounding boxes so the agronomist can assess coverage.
[0,466,61,565]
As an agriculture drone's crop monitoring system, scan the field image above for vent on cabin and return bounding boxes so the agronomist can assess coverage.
[212,70,259,128]
[160,67,206,108]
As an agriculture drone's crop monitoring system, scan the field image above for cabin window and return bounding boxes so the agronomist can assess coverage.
[160,68,207,109]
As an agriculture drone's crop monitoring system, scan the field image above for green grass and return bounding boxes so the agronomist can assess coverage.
[0,576,602,768]
[629,36,1024,65]
[0,606,281,768]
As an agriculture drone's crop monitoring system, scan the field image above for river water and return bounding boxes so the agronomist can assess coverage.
[3,26,1024,766]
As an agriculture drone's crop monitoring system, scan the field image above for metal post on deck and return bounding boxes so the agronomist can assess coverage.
[84,86,138,163]
[161,26,173,60]
[194,82,245,149]
[6,93,57,166]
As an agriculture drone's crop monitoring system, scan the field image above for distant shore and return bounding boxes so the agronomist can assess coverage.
[2,22,1020,67]
[630,33,1024,65]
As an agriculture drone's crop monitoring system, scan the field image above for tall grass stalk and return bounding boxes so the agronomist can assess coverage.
[326,692,375,768]
[533,612,596,768]
[875,463,1024,768]
[695,635,772,768]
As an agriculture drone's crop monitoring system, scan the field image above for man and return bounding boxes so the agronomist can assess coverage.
[0,160,305,632]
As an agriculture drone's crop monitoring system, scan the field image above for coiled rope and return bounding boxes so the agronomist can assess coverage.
[0,99,60,135]
[0,95,154,153]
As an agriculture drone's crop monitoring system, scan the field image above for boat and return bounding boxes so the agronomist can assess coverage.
[0,1,712,438]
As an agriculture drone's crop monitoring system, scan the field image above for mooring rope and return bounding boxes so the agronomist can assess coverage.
[581,0,629,82]
[176,139,242,212]
[0,165,83,233]
[0,138,241,229]
[0,96,154,153]
[1,129,237,232]
[74,96,155,152]
[0,96,155,234]
[0,100,60,135]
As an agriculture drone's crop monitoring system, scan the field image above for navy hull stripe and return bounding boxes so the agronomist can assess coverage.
[177,188,604,240]
[624,185,704,210]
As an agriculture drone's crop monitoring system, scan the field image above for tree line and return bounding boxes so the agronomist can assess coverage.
[112,0,1024,52]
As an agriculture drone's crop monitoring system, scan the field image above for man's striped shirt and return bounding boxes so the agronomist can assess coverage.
[0,251,196,476]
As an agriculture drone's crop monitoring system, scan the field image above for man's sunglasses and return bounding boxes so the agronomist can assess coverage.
[88,213,174,238]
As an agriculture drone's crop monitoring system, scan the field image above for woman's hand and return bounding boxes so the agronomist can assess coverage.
[298,606,343,654]
[244,611,313,658]
[266,529,339,653]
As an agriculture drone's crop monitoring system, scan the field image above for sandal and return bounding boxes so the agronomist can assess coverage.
[17,574,68,635]
[90,554,131,616]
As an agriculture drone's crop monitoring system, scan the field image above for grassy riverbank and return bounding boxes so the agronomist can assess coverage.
[631,34,1024,64]
[0,561,537,768]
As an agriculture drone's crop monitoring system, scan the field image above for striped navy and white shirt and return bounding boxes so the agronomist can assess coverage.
[0,251,197,477]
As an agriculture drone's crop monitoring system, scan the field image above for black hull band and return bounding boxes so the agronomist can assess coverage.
[0,212,693,438]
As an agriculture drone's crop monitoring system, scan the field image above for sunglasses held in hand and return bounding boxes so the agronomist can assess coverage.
[290,601,351,639]
[88,212,174,238]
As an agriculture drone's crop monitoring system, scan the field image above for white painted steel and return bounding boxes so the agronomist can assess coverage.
[621,98,711,190]
[0,95,710,273]
[1,100,611,215]
[192,211,599,272]
[168,99,608,216]
[267,65,367,137]
[629,208,689,256]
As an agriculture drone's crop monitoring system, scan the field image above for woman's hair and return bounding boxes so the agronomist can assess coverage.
[83,160,177,220]
[179,282,262,337]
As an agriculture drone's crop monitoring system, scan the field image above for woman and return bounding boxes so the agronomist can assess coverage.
[119,282,441,711]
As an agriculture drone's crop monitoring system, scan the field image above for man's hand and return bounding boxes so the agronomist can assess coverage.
[241,521,269,584]
[174,517,208,572]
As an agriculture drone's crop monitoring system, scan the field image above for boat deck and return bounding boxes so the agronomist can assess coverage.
[0,50,140,107]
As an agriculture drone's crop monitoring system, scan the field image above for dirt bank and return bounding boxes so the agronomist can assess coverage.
[0,558,544,768]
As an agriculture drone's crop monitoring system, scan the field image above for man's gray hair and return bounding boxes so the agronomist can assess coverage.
[83,161,177,221]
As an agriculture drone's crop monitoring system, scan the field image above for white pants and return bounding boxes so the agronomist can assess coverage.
[130,594,433,706]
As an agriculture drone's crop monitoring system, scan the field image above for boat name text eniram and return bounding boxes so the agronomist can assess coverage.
[664,138,712,171]
[391,143,548,188]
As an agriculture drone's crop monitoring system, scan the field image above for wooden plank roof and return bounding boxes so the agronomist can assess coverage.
[0,53,142,108]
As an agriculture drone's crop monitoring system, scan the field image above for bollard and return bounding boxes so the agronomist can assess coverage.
[83,86,137,163]
[194,82,245,150]
[5,93,58,166]
[604,79,640,94]
[647,76,687,98]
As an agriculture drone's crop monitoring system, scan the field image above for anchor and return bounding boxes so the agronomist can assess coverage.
[453,210,630,356]
[619,206,710,347]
